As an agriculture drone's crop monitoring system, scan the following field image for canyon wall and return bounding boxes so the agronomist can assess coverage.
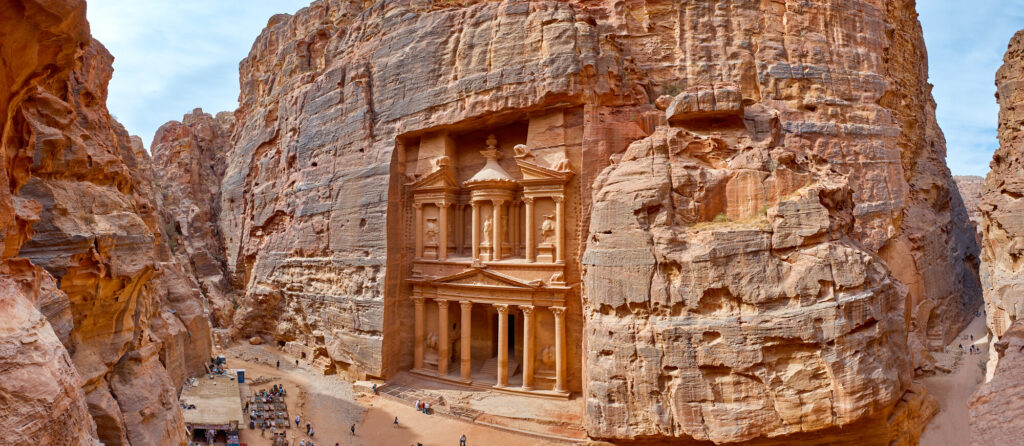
[0,0,212,444]
[196,0,980,444]
[980,28,1024,380]
[974,28,1024,441]
[151,109,236,327]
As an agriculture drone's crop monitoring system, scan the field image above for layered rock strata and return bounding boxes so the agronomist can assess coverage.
[0,0,212,444]
[980,28,1024,380]
[151,109,237,326]
[970,320,1024,445]
[155,0,980,444]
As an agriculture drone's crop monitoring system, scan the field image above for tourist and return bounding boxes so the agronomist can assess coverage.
[394,416,399,428]
[309,427,315,437]
[351,424,356,435]
[415,399,420,411]
[296,359,299,366]
[296,415,301,427]
[307,422,311,433]
[460,434,467,446]
[260,424,265,437]
[373,383,378,394]
[425,402,430,414]
[277,359,280,368]
[971,334,975,341]
[300,440,306,446]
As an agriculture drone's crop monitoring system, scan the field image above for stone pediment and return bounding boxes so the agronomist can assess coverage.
[430,268,541,289]
[516,158,573,184]
[408,164,459,192]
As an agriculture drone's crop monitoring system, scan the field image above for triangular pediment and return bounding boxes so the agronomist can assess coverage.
[516,159,573,182]
[431,268,540,289]
[408,165,459,191]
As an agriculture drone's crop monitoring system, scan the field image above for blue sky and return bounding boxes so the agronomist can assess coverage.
[88,2,1023,176]
[86,0,310,147]
[919,1,1024,176]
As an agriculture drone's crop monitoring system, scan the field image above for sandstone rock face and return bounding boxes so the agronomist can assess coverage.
[970,320,1024,445]
[169,0,979,443]
[955,176,984,223]
[954,175,984,249]
[980,29,1024,380]
[0,0,212,444]
[151,109,236,326]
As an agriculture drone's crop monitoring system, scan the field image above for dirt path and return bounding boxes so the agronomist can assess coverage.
[225,345,551,446]
[920,313,989,446]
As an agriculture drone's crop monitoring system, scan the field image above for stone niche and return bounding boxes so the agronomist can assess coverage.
[389,109,582,397]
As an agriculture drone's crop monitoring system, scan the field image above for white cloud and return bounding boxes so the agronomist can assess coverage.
[86,0,312,148]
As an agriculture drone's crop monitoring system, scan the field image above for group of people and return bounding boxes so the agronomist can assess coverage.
[959,333,983,355]
[413,400,431,415]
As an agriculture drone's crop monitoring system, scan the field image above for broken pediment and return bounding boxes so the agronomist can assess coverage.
[408,158,459,192]
[515,157,573,184]
[429,267,542,289]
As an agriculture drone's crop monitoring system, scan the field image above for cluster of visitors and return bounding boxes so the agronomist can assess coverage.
[413,399,432,414]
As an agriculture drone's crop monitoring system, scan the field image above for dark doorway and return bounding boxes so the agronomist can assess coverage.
[507,314,515,353]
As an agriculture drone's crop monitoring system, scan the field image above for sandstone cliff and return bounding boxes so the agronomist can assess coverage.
[143,0,981,443]
[954,175,984,223]
[151,109,237,327]
[0,0,212,444]
[980,28,1024,382]
[969,319,1024,445]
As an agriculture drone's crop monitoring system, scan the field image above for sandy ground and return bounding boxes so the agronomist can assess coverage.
[224,345,555,446]
[920,313,989,446]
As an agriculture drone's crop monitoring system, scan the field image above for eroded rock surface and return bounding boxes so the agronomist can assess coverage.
[970,320,1024,445]
[0,0,211,444]
[148,0,978,444]
[980,29,1024,381]
[152,109,237,326]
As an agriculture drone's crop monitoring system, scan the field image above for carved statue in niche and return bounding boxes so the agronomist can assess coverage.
[426,331,438,350]
[482,217,492,244]
[541,214,556,244]
[425,217,438,245]
[541,345,556,368]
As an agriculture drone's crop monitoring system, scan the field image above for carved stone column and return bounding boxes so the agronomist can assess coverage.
[495,304,509,387]
[437,300,450,376]
[524,197,535,262]
[511,202,520,256]
[414,297,425,370]
[554,196,565,263]
[471,201,480,260]
[455,204,465,256]
[492,199,504,261]
[460,301,473,381]
[551,306,566,392]
[414,203,424,259]
[438,202,450,260]
[521,305,536,391]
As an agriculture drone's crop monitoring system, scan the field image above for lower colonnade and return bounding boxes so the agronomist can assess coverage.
[411,296,568,397]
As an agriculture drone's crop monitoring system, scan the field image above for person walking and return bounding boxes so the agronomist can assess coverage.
[309,427,315,438]
[460,434,467,446]
[393,416,399,428]
[373,383,379,395]
[276,359,280,368]
[351,424,356,435]
[296,415,301,427]
[306,422,311,433]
